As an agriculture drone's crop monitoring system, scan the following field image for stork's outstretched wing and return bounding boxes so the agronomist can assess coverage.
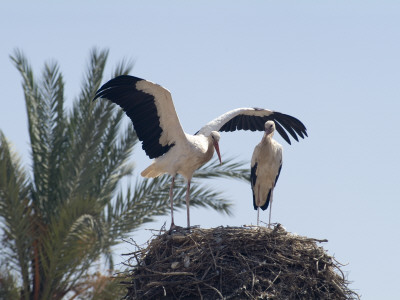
[196,107,307,144]
[94,75,186,158]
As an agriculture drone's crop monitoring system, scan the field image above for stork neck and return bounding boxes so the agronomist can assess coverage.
[263,133,273,143]
[206,137,215,155]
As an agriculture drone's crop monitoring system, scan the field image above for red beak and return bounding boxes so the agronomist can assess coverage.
[213,141,222,165]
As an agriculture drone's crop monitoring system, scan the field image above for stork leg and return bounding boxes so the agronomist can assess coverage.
[256,186,261,226]
[186,180,191,228]
[268,190,273,228]
[169,176,176,228]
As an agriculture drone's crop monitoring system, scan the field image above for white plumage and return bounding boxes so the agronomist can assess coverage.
[251,121,283,227]
[94,75,307,228]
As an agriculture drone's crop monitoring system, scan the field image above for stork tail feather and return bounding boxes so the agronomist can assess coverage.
[141,165,164,178]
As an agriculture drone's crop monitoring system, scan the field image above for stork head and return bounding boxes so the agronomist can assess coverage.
[264,121,275,137]
[210,131,222,165]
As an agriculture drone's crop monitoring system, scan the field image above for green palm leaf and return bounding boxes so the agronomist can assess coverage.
[0,131,32,299]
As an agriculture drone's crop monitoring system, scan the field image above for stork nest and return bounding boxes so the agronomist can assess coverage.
[121,225,359,299]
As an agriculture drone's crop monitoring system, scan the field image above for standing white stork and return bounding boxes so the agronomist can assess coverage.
[93,75,307,228]
[251,121,283,227]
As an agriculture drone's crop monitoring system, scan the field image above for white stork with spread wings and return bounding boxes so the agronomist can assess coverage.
[93,75,307,228]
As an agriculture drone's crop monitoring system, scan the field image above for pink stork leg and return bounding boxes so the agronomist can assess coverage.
[268,190,273,228]
[169,176,176,228]
[257,186,260,226]
[186,179,191,228]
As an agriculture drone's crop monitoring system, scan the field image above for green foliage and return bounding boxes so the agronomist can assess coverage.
[68,272,126,300]
[0,49,250,300]
[0,261,20,300]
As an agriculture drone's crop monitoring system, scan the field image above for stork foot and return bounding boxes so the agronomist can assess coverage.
[168,222,187,234]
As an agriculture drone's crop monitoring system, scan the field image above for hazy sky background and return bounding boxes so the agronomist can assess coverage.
[2,1,400,298]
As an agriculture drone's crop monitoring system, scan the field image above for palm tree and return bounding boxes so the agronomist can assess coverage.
[0,48,250,300]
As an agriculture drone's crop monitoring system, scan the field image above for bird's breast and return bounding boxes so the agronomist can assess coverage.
[252,139,282,178]
[155,134,214,180]
[180,135,214,177]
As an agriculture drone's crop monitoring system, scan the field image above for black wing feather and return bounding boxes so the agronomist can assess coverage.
[260,190,272,211]
[260,163,282,211]
[93,75,174,159]
[274,163,282,187]
[251,162,258,210]
[219,110,307,144]
[274,121,292,145]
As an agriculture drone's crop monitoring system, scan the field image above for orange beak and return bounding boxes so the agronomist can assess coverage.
[213,141,222,165]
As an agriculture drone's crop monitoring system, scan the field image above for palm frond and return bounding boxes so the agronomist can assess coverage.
[10,50,69,223]
[41,61,68,208]
[194,156,251,182]
[65,48,135,203]
[97,124,137,206]
[106,174,233,243]
[112,57,134,77]
[39,61,69,219]
[0,261,20,299]
[10,50,47,202]
[9,50,42,154]
[39,194,107,300]
[0,131,31,298]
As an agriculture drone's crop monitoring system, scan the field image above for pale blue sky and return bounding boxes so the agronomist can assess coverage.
[2,1,400,298]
